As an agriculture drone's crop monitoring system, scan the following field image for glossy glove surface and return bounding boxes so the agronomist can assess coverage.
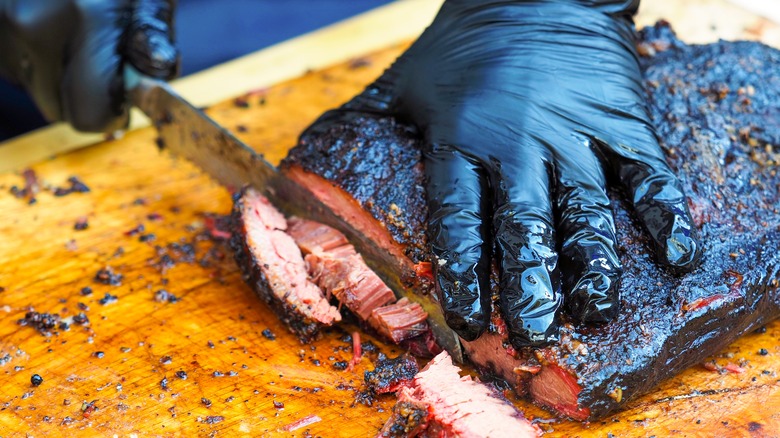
[0,0,178,132]
[304,0,702,348]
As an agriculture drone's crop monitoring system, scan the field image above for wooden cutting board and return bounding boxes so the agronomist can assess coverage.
[1,1,778,437]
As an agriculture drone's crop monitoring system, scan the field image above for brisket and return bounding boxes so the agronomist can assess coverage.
[378,352,542,437]
[289,217,396,319]
[369,298,430,344]
[280,22,780,420]
[232,191,436,350]
[230,188,341,341]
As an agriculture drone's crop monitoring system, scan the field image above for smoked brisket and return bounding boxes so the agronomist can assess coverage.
[279,23,780,420]
[377,352,542,437]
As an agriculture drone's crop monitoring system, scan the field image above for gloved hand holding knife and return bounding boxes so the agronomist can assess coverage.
[0,0,702,350]
[0,0,178,133]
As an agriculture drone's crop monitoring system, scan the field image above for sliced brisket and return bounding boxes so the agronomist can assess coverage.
[369,298,430,344]
[232,192,437,351]
[289,217,396,319]
[378,352,541,437]
[230,188,341,341]
[288,218,437,351]
[280,23,780,420]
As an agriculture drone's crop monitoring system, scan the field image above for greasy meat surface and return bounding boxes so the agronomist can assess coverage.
[379,352,541,437]
[281,23,780,420]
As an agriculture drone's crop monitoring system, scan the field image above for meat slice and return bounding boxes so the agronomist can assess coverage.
[370,298,429,344]
[280,22,780,420]
[287,217,435,348]
[230,189,340,341]
[290,217,396,319]
[379,352,542,438]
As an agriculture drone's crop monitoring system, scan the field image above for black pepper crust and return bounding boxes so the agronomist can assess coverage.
[282,117,430,264]
[229,189,324,342]
[279,22,780,420]
[470,22,780,420]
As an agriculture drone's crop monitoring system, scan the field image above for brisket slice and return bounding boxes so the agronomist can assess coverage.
[378,352,542,437]
[369,298,430,344]
[232,195,437,350]
[281,22,780,420]
[287,218,437,353]
[230,189,341,341]
[288,217,396,319]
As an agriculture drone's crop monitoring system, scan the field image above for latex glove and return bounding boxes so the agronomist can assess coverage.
[0,0,178,133]
[302,0,702,348]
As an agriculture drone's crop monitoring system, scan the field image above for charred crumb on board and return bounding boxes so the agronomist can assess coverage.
[53,176,91,197]
[74,217,89,230]
[260,329,276,341]
[94,267,123,286]
[10,168,42,204]
[124,224,145,237]
[348,57,372,69]
[98,293,118,306]
[364,354,419,395]
[81,400,98,418]
[154,289,180,303]
[233,96,250,108]
[18,311,62,336]
[202,415,225,424]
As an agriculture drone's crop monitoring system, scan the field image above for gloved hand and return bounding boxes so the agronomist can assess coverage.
[302,0,702,348]
[0,0,178,133]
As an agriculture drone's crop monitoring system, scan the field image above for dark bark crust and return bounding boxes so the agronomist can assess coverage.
[282,117,429,264]
[278,22,779,420]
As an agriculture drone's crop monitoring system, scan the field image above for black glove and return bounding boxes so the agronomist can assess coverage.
[0,0,178,133]
[302,0,702,348]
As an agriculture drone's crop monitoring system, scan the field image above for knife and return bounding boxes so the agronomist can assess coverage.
[124,66,462,360]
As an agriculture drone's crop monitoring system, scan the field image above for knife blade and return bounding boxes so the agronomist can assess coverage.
[124,66,462,360]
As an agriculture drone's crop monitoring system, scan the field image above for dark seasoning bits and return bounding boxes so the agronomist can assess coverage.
[94,267,123,286]
[31,374,43,386]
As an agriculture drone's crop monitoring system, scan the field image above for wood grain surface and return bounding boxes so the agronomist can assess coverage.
[2,4,780,438]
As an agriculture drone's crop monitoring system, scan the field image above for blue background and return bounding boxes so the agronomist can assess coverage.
[0,0,393,140]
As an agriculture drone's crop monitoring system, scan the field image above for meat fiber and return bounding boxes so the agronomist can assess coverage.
[288,217,396,319]
[286,217,435,348]
[232,192,437,349]
[280,22,780,420]
[230,189,341,341]
[369,298,430,344]
[378,352,542,437]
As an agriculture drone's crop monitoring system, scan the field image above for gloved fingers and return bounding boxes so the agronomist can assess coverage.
[125,0,179,79]
[554,143,622,324]
[596,129,701,273]
[491,154,562,348]
[423,143,491,341]
[61,7,128,133]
